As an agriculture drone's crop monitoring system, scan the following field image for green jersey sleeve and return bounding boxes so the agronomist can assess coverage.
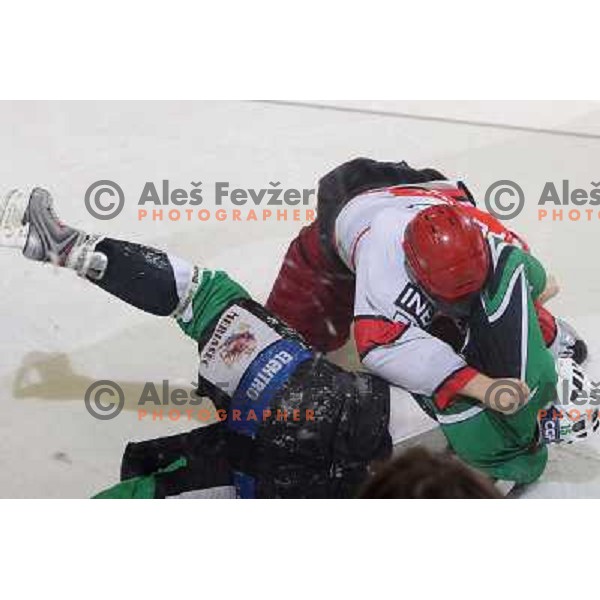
[176,269,251,341]
[520,251,548,301]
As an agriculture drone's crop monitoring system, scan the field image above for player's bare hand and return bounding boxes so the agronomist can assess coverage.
[483,378,530,415]
[538,275,560,305]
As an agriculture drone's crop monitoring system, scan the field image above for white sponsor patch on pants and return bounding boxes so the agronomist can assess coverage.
[199,305,282,397]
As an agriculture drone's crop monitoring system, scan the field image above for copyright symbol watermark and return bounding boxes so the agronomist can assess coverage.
[484,180,525,221]
[484,379,528,414]
[84,180,125,220]
[84,380,125,420]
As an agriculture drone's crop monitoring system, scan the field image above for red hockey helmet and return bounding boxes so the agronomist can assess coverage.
[403,205,490,302]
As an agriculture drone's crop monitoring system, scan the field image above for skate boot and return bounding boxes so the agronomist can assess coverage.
[23,187,108,280]
[0,187,108,280]
[554,317,588,366]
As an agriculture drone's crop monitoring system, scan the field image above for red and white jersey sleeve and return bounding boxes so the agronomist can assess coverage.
[335,186,479,408]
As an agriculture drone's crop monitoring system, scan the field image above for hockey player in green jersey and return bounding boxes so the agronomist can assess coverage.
[401,204,598,482]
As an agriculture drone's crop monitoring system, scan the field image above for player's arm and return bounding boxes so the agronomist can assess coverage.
[354,316,526,414]
[537,275,560,304]
[530,258,559,305]
[353,219,526,413]
[460,372,529,414]
[520,249,559,305]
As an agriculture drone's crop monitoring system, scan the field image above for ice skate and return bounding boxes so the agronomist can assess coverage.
[1,187,108,280]
[22,187,83,263]
[555,317,588,365]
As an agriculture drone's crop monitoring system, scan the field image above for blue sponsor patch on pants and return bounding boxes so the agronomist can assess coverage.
[228,339,312,437]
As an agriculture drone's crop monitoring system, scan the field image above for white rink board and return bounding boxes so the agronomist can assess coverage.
[0,100,599,497]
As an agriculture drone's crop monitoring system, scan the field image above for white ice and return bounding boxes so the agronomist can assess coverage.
[0,101,599,498]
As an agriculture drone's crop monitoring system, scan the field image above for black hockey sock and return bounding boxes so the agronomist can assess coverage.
[90,238,182,316]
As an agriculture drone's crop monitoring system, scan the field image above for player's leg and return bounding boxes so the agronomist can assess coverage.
[265,221,355,352]
[1,187,250,342]
[94,423,237,499]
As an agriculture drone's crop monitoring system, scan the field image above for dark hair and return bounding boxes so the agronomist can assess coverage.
[359,446,503,499]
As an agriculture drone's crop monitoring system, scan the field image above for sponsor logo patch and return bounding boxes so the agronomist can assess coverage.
[219,325,258,367]
[199,306,282,398]
[231,339,313,436]
[245,350,294,401]
[394,282,435,328]
[200,308,240,368]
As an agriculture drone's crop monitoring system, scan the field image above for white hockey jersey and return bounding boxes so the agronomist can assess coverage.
[334,181,520,408]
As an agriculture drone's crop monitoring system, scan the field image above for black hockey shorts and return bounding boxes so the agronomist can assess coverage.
[119,355,391,498]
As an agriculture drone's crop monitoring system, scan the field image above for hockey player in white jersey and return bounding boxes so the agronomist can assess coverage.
[267,158,595,482]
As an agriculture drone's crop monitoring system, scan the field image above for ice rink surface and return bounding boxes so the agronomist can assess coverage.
[1,100,600,498]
